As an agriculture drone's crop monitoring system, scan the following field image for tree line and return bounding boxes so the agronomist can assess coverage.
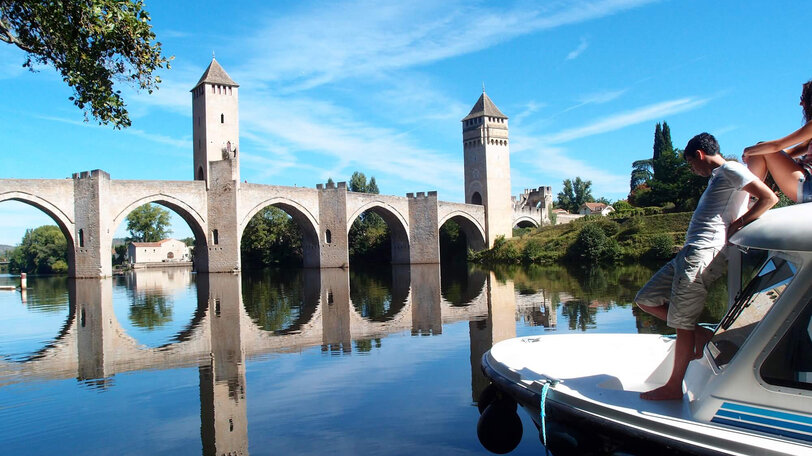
[555,121,711,217]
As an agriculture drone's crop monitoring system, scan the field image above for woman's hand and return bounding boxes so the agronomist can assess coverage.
[742,142,776,162]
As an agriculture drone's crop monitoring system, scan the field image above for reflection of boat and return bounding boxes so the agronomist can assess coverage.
[0,286,16,291]
[478,204,812,455]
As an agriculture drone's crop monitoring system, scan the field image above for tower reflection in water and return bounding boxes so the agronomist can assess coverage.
[4,264,523,455]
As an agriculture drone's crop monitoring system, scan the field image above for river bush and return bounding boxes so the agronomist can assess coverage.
[472,212,692,267]
[647,233,675,260]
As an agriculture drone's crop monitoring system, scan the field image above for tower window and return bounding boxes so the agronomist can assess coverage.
[325,229,332,244]
[212,229,219,245]
[221,113,224,124]
[78,229,84,248]
[471,192,483,205]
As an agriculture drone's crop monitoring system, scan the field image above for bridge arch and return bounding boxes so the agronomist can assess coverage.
[112,195,207,240]
[0,191,77,274]
[111,194,209,271]
[239,197,321,268]
[513,216,539,228]
[347,201,410,264]
[439,210,487,252]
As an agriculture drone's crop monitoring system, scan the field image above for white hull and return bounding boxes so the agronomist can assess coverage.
[481,334,812,455]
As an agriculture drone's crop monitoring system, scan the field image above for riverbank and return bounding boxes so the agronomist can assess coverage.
[471,212,692,266]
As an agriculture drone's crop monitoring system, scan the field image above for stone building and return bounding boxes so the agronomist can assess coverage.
[462,92,513,246]
[127,239,191,264]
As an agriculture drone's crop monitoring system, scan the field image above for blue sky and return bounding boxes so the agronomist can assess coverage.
[0,0,810,245]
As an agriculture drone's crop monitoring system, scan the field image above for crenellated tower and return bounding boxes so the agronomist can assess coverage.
[191,58,240,188]
[192,58,241,273]
[462,91,513,247]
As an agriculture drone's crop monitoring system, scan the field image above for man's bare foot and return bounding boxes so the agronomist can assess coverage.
[640,384,683,400]
[693,326,713,359]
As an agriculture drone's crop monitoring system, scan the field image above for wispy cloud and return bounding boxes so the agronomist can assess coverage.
[510,96,710,196]
[541,97,710,144]
[566,37,589,60]
[512,101,547,126]
[239,94,463,194]
[511,138,626,190]
[238,0,659,90]
[118,0,660,198]
[33,114,190,150]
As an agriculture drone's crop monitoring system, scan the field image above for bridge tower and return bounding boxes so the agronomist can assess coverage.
[192,58,240,187]
[461,92,513,247]
[192,58,242,272]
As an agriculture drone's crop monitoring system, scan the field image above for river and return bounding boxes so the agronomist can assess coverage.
[0,264,728,455]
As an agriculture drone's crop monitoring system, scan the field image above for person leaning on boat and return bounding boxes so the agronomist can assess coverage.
[635,132,778,401]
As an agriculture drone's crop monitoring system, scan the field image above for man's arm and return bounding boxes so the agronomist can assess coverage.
[727,179,779,240]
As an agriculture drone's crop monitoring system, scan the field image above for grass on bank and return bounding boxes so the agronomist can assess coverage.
[470,212,693,266]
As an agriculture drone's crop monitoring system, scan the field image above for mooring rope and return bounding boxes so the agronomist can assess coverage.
[540,381,551,446]
[538,377,561,455]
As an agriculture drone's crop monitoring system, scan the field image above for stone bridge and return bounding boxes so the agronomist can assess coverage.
[0,58,552,278]
[0,170,494,277]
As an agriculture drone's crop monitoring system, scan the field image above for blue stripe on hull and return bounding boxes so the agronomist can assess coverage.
[720,402,812,426]
[713,402,812,443]
[715,410,812,434]
[711,417,812,443]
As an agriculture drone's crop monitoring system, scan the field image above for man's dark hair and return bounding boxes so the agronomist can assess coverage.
[684,132,719,159]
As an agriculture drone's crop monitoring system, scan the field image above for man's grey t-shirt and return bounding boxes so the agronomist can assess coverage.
[685,161,756,249]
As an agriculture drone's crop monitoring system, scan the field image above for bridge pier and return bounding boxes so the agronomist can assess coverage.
[317,182,350,268]
[201,160,242,273]
[73,170,113,278]
[407,191,440,264]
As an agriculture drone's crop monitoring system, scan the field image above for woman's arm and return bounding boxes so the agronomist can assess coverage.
[785,139,811,158]
[743,121,812,158]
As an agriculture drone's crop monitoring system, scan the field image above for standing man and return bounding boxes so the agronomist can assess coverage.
[636,132,778,400]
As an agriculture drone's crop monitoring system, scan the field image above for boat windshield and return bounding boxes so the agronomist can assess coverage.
[708,255,797,369]
[760,298,812,391]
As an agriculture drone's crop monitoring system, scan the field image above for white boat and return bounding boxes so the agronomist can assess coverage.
[478,204,812,455]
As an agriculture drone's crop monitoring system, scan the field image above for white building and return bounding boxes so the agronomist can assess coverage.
[127,239,191,264]
[579,202,615,216]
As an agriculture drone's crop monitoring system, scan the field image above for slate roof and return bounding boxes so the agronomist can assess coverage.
[192,58,239,89]
[462,92,507,121]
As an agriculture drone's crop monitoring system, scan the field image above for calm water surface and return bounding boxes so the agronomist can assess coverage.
[0,265,727,455]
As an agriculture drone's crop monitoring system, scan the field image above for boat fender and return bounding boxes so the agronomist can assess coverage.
[477,400,523,454]
[477,384,517,414]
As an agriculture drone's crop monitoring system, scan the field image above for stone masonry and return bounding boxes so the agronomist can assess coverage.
[0,58,551,277]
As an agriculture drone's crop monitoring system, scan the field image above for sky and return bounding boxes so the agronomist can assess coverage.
[0,0,810,245]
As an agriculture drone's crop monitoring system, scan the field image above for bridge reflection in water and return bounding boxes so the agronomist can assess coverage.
[0,265,522,455]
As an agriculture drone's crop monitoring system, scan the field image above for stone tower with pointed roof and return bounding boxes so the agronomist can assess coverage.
[462,91,512,247]
[192,58,240,187]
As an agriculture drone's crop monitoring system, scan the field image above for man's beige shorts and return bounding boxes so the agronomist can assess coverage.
[635,245,727,330]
